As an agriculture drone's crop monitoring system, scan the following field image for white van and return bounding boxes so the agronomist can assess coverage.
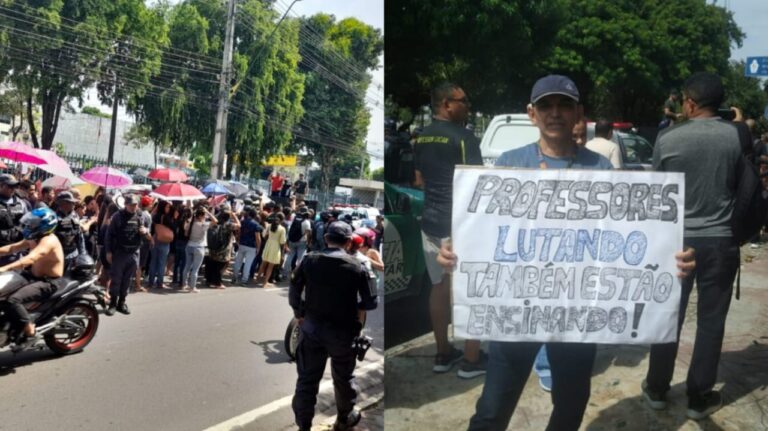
[478,113,540,166]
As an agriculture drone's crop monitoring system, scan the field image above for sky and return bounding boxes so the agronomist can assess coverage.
[81,0,384,169]
[727,0,768,64]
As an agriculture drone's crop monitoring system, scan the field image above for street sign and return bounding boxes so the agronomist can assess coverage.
[265,155,297,167]
[745,57,768,77]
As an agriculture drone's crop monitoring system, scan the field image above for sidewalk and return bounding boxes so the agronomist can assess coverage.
[385,244,768,430]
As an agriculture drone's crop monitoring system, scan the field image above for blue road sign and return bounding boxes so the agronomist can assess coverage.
[745,57,768,77]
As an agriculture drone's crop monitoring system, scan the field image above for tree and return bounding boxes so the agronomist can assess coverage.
[0,0,118,149]
[0,87,29,140]
[294,14,383,192]
[542,0,744,124]
[385,0,568,114]
[723,61,768,123]
[370,166,384,181]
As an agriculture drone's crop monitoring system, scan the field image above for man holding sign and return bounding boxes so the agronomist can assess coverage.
[438,75,695,431]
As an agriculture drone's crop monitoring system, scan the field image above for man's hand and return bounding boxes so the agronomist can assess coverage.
[139,226,148,236]
[436,239,457,271]
[0,265,7,273]
[675,247,695,278]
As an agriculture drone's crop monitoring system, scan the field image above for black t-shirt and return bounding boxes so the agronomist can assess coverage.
[294,179,307,194]
[413,118,482,237]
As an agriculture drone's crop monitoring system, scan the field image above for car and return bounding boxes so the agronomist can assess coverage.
[383,182,429,303]
[586,122,655,170]
[478,113,540,166]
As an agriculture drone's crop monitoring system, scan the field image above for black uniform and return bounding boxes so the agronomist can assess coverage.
[0,195,29,265]
[105,209,146,307]
[289,248,378,430]
[413,119,482,238]
[55,211,87,271]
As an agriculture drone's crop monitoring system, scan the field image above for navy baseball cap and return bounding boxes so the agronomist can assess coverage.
[531,75,580,104]
[326,221,353,241]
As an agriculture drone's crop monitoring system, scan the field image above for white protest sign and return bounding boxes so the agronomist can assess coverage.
[452,167,685,344]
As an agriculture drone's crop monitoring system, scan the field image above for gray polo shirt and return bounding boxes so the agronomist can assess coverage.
[653,117,742,237]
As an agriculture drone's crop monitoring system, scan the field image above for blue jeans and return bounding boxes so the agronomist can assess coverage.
[468,341,596,431]
[233,244,257,283]
[147,242,171,287]
[282,241,307,276]
[534,345,550,380]
[182,245,205,289]
[173,242,187,284]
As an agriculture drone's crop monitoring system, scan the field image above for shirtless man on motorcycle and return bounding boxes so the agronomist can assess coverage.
[0,208,63,340]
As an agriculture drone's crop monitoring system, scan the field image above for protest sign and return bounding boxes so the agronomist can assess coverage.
[451,167,685,344]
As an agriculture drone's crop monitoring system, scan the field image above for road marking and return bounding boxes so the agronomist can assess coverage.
[202,361,382,431]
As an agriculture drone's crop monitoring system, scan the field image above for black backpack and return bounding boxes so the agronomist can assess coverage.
[207,224,230,252]
[288,217,304,243]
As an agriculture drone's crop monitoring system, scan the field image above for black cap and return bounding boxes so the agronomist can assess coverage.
[297,206,309,216]
[0,174,19,186]
[123,194,138,206]
[326,221,352,242]
[55,191,78,203]
[531,75,580,104]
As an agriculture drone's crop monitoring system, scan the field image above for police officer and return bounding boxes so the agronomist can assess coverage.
[104,194,151,316]
[0,174,30,266]
[54,191,87,272]
[289,221,378,431]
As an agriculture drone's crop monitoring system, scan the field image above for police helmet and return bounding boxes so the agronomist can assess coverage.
[71,253,95,280]
[21,207,58,240]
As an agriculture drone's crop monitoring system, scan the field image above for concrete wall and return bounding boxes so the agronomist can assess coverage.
[54,112,156,166]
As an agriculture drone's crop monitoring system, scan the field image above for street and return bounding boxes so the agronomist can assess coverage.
[0,282,384,431]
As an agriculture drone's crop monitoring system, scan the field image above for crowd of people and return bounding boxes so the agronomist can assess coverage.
[0,172,385,332]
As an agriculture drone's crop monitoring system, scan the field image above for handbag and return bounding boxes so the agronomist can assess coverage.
[155,223,174,244]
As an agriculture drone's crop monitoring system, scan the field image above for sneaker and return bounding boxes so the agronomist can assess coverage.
[333,409,361,431]
[117,303,131,315]
[538,375,553,392]
[105,305,117,316]
[433,347,463,373]
[457,351,488,379]
[687,391,723,420]
[641,379,668,410]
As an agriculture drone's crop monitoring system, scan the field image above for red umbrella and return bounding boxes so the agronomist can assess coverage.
[147,168,188,182]
[150,182,205,202]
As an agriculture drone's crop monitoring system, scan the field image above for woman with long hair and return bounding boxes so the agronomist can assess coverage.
[181,205,217,293]
[255,212,286,288]
[147,200,175,289]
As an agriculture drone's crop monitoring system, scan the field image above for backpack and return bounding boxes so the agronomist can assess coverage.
[207,224,230,252]
[288,217,304,243]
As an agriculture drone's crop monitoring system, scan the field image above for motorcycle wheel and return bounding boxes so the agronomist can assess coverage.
[44,300,99,355]
[284,317,300,361]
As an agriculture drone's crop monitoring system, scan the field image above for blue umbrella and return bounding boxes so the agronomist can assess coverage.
[201,182,233,195]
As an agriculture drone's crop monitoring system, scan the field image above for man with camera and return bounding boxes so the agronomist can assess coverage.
[289,221,378,431]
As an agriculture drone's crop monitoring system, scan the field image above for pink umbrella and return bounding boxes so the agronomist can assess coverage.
[147,168,188,182]
[150,182,205,202]
[81,166,133,188]
[0,141,45,164]
[36,149,79,180]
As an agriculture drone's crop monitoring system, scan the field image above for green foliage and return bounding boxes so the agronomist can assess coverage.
[370,166,384,181]
[81,106,112,119]
[723,61,768,122]
[129,0,305,178]
[386,0,746,125]
[295,14,383,191]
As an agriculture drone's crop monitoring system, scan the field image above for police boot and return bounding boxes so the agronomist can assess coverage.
[105,299,117,316]
[333,409,361,431]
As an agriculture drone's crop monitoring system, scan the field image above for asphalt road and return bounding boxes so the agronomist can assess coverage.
[0,282,384,431]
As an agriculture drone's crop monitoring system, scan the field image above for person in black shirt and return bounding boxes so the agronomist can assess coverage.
[289,221,377,431]
[413,82,485,378]
[293,173,308,203]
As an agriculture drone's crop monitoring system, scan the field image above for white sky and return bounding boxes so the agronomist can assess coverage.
[81,0,384,169]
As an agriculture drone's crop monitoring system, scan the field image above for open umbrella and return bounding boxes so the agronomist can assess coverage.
[0,141,45,164]
[81,166,133,188]
[35,149,80,181]
[225,180,249,197]
[151,182,206,202]
[201,182,232,196]
[148,168,188,182]
[42,175,85,191]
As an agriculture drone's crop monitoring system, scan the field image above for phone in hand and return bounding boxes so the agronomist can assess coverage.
[717,108,736,121]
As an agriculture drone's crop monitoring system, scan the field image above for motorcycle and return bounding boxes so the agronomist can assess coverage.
[0,256,106,355]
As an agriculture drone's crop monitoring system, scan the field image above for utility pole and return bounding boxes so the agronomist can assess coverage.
[211,0,237,180]
[107,73,119,166]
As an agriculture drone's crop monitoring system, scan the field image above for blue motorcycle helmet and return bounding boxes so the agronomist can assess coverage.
[20,207,59,240]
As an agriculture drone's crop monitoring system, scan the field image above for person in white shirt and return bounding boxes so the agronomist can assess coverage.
[585,120,623,169]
